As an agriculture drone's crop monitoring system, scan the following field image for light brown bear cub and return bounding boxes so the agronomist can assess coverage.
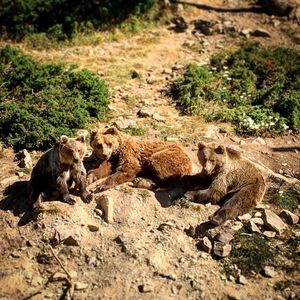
[28,134,93,208]
[88,126,192,191]
[184,141,266,225]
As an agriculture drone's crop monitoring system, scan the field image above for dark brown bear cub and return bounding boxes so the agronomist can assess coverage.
[184,141,266,225]
[28,134,92,208]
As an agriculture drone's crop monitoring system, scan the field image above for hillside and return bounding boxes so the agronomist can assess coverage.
[0,1,300,299]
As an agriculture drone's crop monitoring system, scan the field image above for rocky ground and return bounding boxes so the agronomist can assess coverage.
[1,1,300,299]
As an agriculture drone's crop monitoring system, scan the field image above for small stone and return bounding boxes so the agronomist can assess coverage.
[262,266,277,278]
[64,235,81,246]
[239,140,246,146]
[137,107,154,118]
[171,285,178,294]
[252,137,266,145]
[113,119,136,130]
[238,213,252,221]
[248,220,261,233]
[279,209,299,225]
[75,282,89,290]
[138,283,153,293]
[237,275,248,285]
[251,217,264,225]
[263,231,276,238]
[231,221,244,232]
[213,241,232,258]
[254,211,262,218]
[152,113,165,122]
[16,171,25,178]
[228,275,235,282]
[198,236,212,253]
[88,224,99,232]
[240,28,252,36]
[215,231,234,244]
[262,209,288,235]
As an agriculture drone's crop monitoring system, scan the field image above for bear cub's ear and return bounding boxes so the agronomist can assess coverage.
[215,145,225,154]
[60,135,69,144]
[104,126,119,135]
[76,134,85,143]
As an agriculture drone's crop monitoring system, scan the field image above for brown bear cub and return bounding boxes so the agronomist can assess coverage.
[28,134,93,208]
[88,126,192,191]
[184,141,266,225]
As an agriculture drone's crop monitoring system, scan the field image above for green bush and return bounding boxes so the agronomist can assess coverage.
[0,45,109,150]
[172,42,300,135]
[0,0,159,40]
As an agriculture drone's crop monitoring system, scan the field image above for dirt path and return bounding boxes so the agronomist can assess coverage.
[1,1,300,299]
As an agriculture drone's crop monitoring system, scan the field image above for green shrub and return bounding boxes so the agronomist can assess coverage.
[172,42,300,135]
[0,0,159,40]
[268,187,300,211]
[0,45,109,150]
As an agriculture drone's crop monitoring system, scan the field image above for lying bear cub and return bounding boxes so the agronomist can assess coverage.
[184,141,266,225]
[28,134,93,208]
[87,126,193,191]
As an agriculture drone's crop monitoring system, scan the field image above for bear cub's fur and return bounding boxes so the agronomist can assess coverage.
[88,126,192,191]
[184,141,266,225]
[28,134,92,208]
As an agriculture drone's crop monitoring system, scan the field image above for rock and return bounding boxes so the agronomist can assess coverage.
[279,209,299,225]
[252,137,267,145]
[262,266,277,278]
[113,119,136,130]
[262,209,288,235]
[152,113,165,122]
[64,235,81,246]
[237,275,248,285]
[248,220,261,233]
[251,217,264,225]
[75,282,89,290]
[55,226,81,246]
[251,29,271,38]
[240,28,252,37]
[88,224,99,232]
[238,213,252,222]
[96,194,114,223]
[138,283,153,293]
[31,276,43,287]
[194,19,219,35]
[146,75,157,85]
[17,149,33,169]
[215,232,234,244]
[254,211,262,218]
[231,221,244,231]
[198,236,212,253]
[213,241,232,258]
[263,231,276,238]
[137,107,154,118]
[130,70,139,79]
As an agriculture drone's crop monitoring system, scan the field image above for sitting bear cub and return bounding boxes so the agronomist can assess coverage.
[28,134,92,208]
[184,141,266,225]
[88,126,192,191]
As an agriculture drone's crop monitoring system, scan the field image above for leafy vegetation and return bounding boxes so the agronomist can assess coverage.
[267,187,300,211]
[172,42,300,135]
[0,45,109,150]
[0,0,160,41]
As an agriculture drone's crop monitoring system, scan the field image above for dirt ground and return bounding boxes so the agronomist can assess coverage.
[0,1,300,299]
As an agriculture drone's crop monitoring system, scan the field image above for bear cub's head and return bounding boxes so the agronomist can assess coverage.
[90,126,120,161]
[59,134,86,165]
[197,141,227,176]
